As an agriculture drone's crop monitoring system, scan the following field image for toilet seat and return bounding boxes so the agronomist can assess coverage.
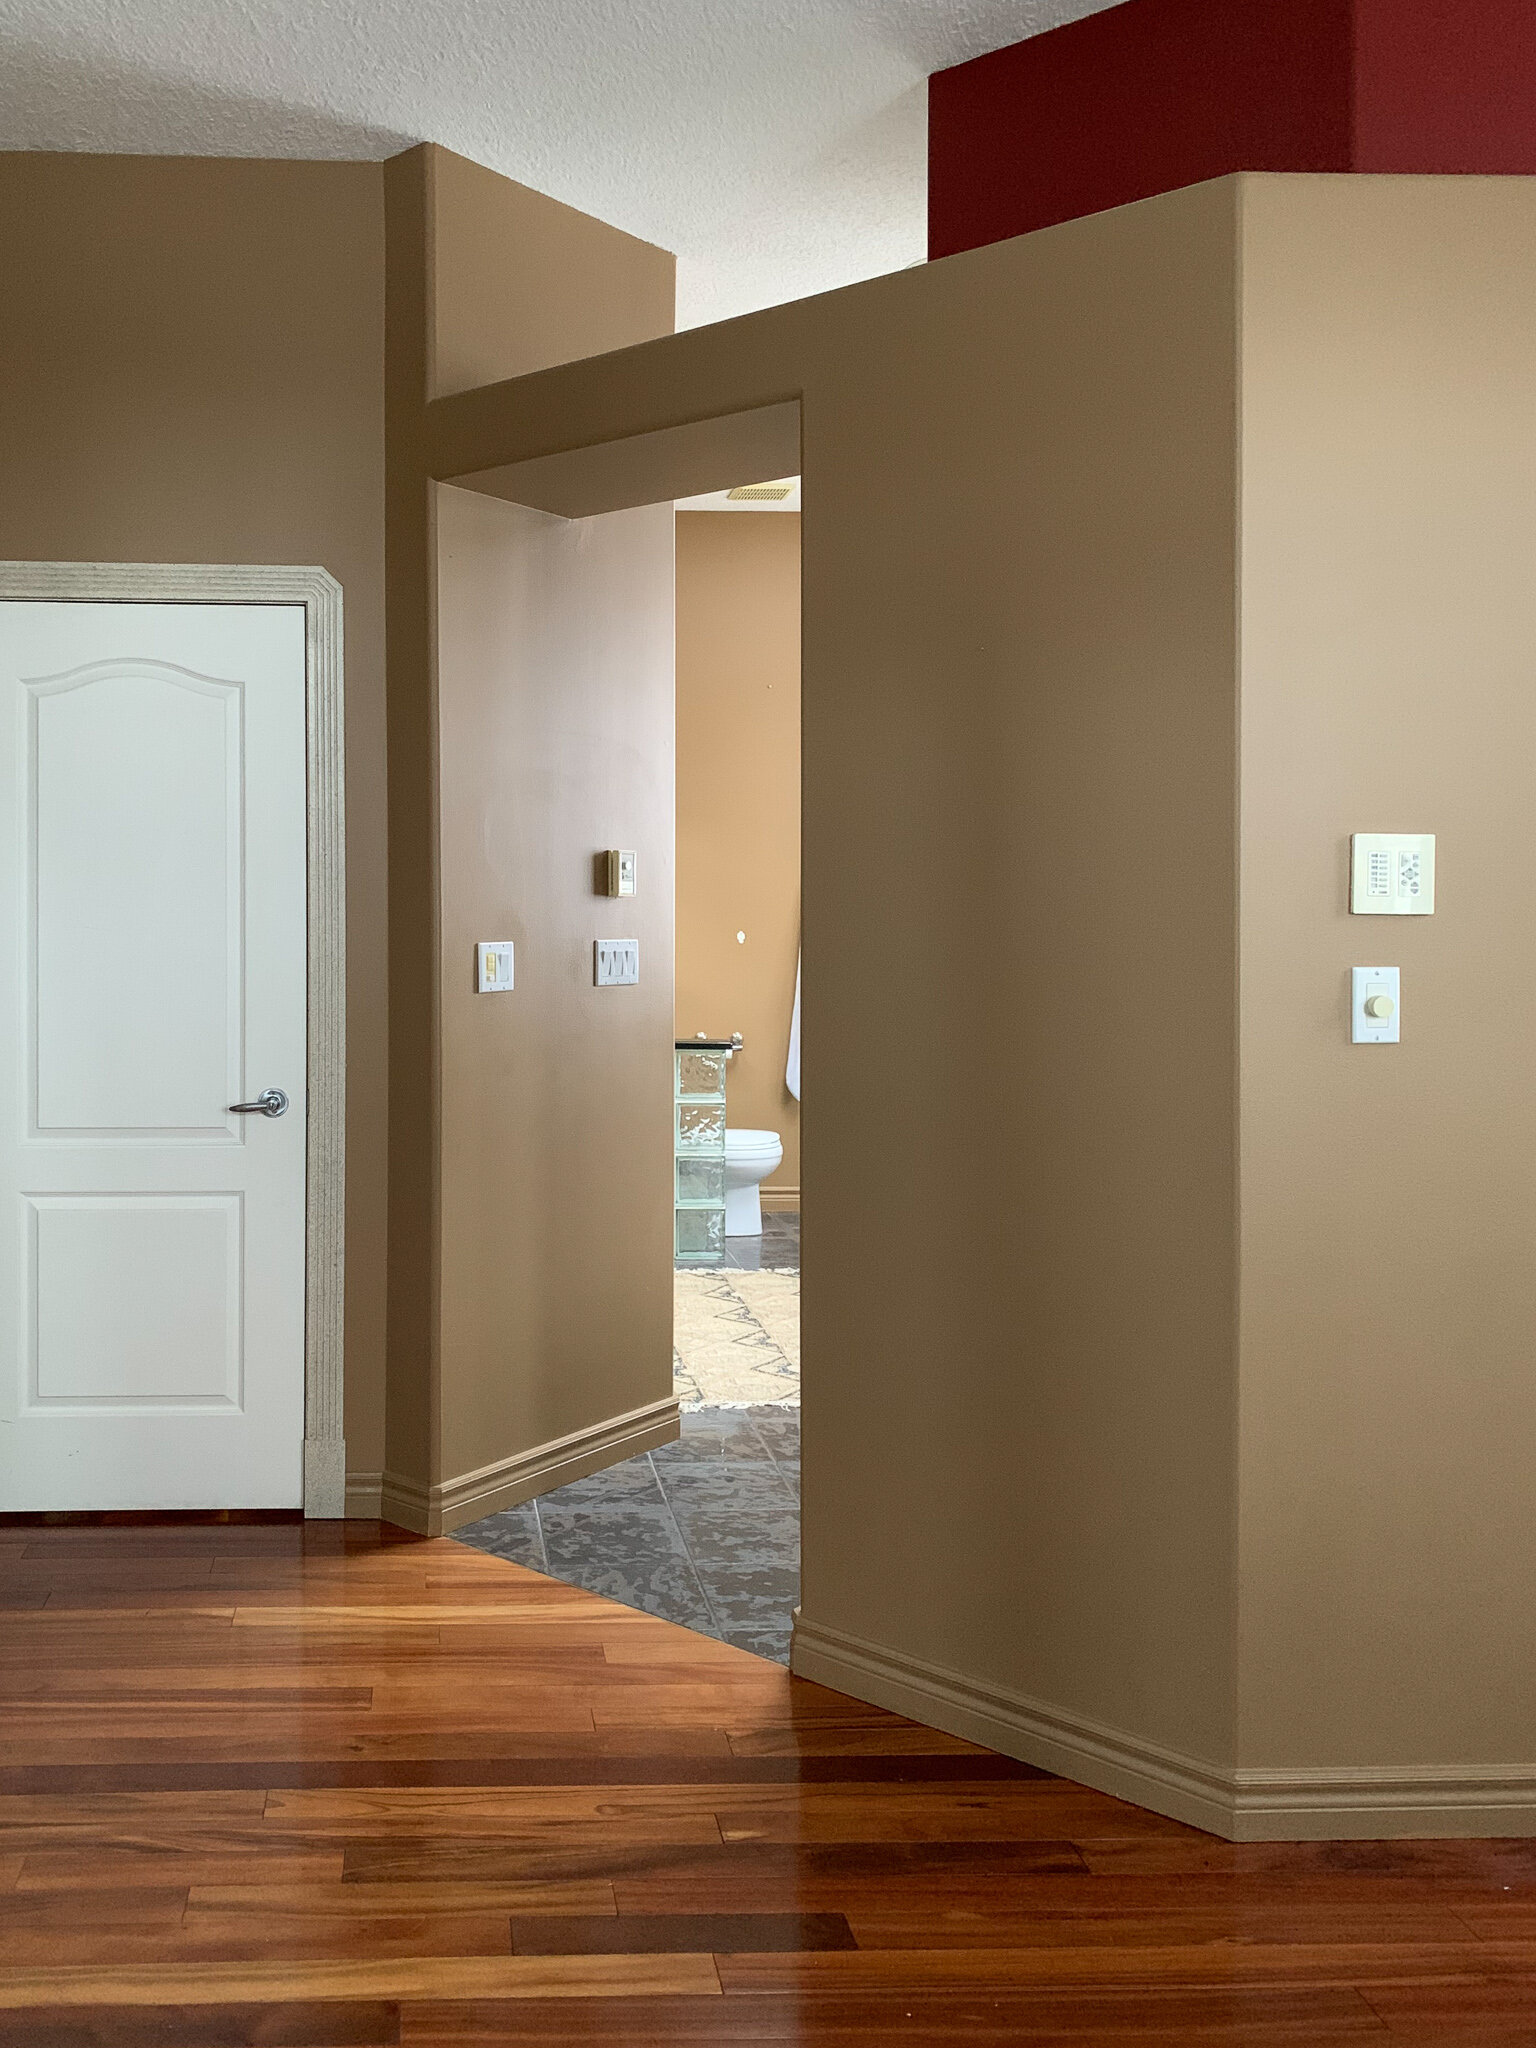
[725,1128,782,1165]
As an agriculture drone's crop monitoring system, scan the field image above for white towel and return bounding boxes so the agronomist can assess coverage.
[786,950,801,1102]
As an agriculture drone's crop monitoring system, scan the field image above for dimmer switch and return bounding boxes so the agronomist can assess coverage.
[1352,966,1401,1044]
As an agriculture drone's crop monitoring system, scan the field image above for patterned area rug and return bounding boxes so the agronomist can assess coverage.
[673,1269,799,1408]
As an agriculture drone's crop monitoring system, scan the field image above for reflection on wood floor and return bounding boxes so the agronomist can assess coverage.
[0,1515,1532,2043]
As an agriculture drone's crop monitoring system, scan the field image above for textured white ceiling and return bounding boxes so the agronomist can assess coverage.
[0,0,1116,326]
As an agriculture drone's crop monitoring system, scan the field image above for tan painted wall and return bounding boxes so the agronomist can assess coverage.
[382,150,440,1494]
[428,174,1536,1830]
[675,513,801,1195]
[430,149,674,399]
[383,145,678,1526]
[1236,177,1536,1772]
[435,488,675,1488]
[0,152,391,1479]
[429,179,1246,1766]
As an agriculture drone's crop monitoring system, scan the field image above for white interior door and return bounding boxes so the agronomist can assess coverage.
[0,601,307,1510]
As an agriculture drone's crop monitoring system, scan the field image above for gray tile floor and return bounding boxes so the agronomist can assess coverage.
[706,1209,799,1273]
[450,1212,798,1662]
[453,1403,800,1663]
[453,1210,801,1662]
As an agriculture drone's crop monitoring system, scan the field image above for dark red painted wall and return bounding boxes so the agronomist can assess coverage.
[1353,0,1536,173]
[930,0,1536,260]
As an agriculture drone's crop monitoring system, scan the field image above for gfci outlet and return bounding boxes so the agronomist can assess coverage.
[594,938,639,987]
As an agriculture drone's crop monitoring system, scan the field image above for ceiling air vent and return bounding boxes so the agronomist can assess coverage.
[727,481,794,502]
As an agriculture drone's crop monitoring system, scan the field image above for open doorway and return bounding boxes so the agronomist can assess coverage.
[450,461,803,1663]
[663,477,802,1660]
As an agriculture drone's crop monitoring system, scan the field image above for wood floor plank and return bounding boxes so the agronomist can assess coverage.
[0,1695,606,1728]
[842,1898,1484,1949]
[261,1785,731,1842]
[725,1721,999,1759]
[0,1953,722,2006]
[1079,1835,1536,1883]
[0,1789,267,1827]
[0,1727,740,1767]
[714,1941,1503,1993]
[1,1753,1026,1793]
[0,2001,403,2046]
[0,1909,516,1966]
[339,1840,666,1886]
[16,1841,348,1890]
[508,1912,858,1955]
[394,1985,1388,2043]
[189,1879,619,1917]
[608,1840,1094,1913]
[708,1783,1195,1844]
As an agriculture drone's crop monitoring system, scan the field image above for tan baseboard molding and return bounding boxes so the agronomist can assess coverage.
[759,1187,799,1213]
[790,1613,1536,1842]
[1225,1765,1536,1840]
[378,1397,682,1539]
[791,1613,1234,1836]
[378,1470,431,1534]
[344,1470,383,1519]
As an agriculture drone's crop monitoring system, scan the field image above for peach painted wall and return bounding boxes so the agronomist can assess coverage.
[675,511,801,1198]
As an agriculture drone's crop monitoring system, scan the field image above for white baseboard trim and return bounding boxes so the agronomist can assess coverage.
[790,1613,1536,1842]
[377,1396,682,1538]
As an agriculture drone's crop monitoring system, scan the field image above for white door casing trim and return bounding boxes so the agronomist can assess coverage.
[0,564,346,1516]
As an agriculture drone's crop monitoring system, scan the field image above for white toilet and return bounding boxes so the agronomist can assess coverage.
[723,1128,784,1237]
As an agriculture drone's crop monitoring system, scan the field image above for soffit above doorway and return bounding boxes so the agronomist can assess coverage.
[447,402,801,520]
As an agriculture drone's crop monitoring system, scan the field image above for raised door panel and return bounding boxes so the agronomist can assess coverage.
[29,662,240,1139]
[26,1194,242,1410]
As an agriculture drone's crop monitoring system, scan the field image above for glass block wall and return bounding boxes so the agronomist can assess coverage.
[675,1041,728,1264]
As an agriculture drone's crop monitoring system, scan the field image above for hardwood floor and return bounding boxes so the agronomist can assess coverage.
[0,1519,1533,2043]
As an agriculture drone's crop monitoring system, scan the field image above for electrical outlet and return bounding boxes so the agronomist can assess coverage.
[594,938,639,987]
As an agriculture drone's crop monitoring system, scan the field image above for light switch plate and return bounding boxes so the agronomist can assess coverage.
[1351,834,1435,915]
[605,849,637,897]
[594,938,639,987]
[1353,965,1401,1044]
[476,941,514,992]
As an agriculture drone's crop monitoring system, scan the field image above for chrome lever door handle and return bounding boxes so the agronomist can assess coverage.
[228,1088,290,1118]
